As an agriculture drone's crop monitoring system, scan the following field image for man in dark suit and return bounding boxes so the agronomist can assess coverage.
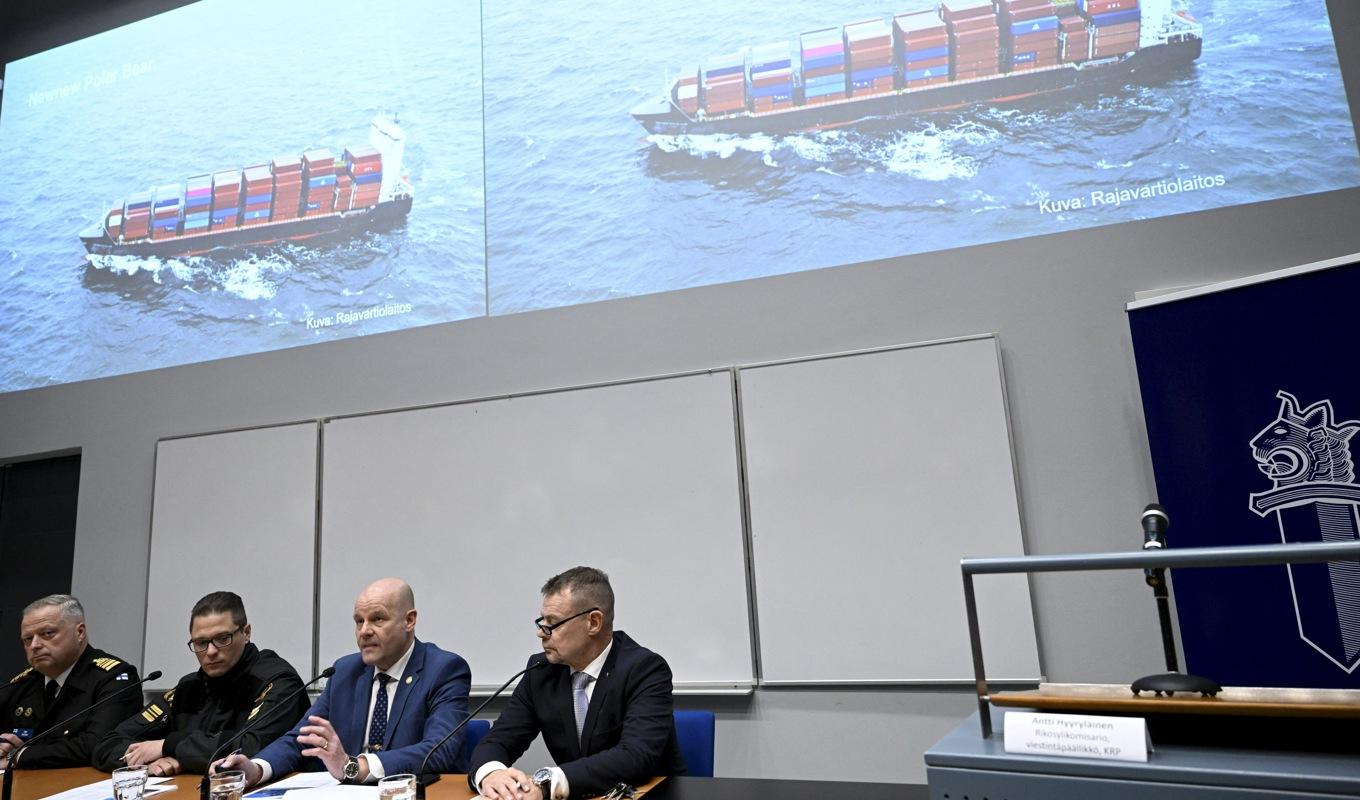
[219,578,471,785]
[0,595,142,769]
[470,566,684,800]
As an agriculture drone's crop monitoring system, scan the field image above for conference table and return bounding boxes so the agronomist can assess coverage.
[7,770,928,800]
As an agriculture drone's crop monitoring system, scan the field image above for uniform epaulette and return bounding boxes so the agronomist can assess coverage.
[164,687,176,702]
[91,656,123,672]
[247,681,274,722]
[253,682,274,705]
[9,667,33,684]
[140,700,167,723]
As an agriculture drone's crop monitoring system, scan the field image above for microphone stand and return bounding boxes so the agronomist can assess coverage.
[1131,506,1221,697]
[199,666,336,800]
[2,669,162,800]
[415,661,545,800]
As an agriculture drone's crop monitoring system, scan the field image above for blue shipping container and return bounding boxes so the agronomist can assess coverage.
[903,44,949,62]
[752,58,792,71]
[1091,8,1140,26]
[805,82,845,97]
[705,64,744,78]
[355,173,383,186]
[1010,16,1059,34]
[804,73,845,87]
[803,54,846,71]
[1011,51,1037,63]
[906,65,946,81]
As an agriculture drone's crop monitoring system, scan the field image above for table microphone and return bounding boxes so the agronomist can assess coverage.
[200,666,336,800]
[1142,502,1169,583]
[415,660,546,800]
[1,669,161,800]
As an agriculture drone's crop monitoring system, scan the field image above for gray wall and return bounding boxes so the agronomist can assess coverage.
[5,189,1360,782]
[4,0,1360,784]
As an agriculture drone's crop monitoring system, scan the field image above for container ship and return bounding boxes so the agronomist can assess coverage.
[80,116,413,259]
[631,0,1203,135]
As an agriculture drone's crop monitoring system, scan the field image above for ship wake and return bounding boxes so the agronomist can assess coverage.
[85,251,292,301]
[645,119,998,181]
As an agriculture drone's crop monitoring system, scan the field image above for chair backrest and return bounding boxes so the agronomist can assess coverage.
[460,717,492,767]
[673,710,715,778]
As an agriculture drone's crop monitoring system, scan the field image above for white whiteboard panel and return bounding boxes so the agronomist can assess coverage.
[320,372,753,688]
[146,424,318,688]
[741,336,1040,683]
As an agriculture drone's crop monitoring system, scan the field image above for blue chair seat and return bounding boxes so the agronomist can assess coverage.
[673,710,715,777]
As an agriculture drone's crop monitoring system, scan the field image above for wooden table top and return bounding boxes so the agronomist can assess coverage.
[989,682,1360,718]
[6,768,665,800]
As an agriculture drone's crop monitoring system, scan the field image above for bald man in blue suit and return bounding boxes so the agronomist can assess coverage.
[220,579,471,785]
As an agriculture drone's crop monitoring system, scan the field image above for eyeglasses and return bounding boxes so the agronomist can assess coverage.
[187,626,243,653]
[534,607,599,636]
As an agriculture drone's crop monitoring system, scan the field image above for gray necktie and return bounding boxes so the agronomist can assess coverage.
[571,671,592,742]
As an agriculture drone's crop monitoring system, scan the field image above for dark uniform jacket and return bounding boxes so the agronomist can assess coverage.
[0,645,142,768]
[91,643,308,773]
[468,631,686,798]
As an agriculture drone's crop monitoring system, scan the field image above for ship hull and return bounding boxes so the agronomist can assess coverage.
[81,195,413,260]
[634,38,1201,136]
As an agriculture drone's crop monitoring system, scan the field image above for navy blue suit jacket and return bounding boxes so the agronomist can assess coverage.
[468,631,685,797]
[255,639,471,776]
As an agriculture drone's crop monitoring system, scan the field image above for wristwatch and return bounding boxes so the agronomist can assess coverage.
[532,767,553,800]
[342,756,362,783]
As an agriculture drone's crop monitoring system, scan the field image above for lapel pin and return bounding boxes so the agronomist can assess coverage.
[405,676,413,685]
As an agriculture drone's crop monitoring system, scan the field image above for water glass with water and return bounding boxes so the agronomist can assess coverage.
[112,765,149,800]
[378,773,417,800]
[209,769,246,800]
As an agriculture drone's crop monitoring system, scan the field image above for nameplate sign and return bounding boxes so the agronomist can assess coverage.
[1003,711,1151,762]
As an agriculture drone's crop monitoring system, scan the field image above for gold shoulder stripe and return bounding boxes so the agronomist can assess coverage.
[253,682,274,705]
[164,688,176,702]
[92,657,123,672]
[248,704,262,721]
[9,667,33,684]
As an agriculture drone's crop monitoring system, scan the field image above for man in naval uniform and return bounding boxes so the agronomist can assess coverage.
[92,591,309,775]
[0,594,142,769]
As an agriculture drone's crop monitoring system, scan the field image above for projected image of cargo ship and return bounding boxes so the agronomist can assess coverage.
[631,0,1203,135]
[79,116,413,259]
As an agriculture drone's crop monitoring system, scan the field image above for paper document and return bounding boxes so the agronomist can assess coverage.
[39,776,176,800]
[280,786,377,800]
[245,773,340,799]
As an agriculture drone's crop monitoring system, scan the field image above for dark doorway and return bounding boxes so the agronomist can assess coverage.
[0,453,81,678]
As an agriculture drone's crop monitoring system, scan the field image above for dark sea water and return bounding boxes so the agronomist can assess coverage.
[484,0,1360,312]
[0,0,1356,391]
[0,0,484,391]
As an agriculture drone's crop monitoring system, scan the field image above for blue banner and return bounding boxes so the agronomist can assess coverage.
[1129,258,1360,688]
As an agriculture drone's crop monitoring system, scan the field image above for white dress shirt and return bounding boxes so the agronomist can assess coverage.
[253,639,417,785]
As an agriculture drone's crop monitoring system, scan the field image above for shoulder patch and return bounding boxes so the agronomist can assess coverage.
[9,667,33,684]
[92,657,123,672]
[253,682,274,705]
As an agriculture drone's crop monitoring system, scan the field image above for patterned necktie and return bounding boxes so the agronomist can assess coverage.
[367,673,393,751]
[571,671,592,743]
[43,680,59,712]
